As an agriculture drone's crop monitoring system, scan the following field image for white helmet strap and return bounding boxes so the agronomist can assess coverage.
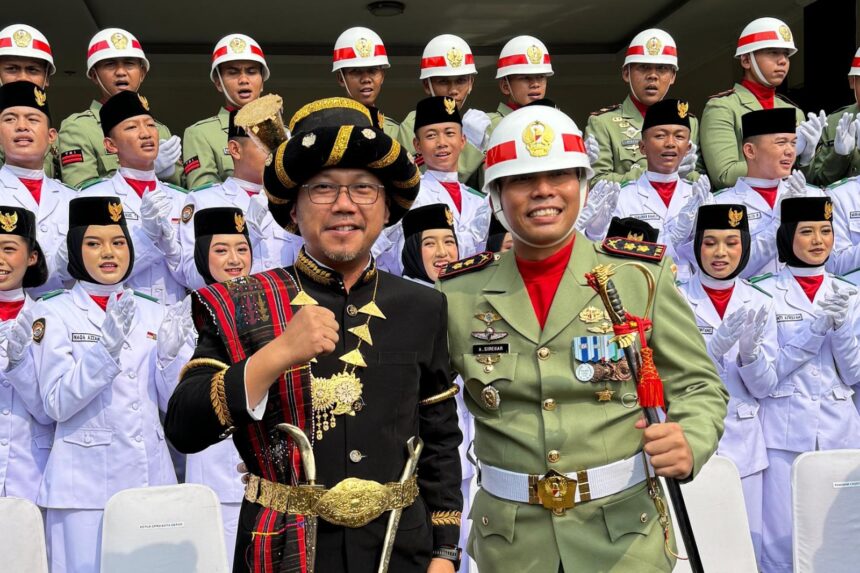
[215,65,239,107]
[748,52,774,88]
[339,70,353,99]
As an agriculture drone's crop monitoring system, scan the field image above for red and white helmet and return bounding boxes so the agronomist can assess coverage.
[849,47,860,76]
[86,28,149,74]
[210,33,270,82]
[495,35,553,79]
[624,29,678,70]
[332,27,390,72]
[0,24,55,75]
[735,17,797,57]
[419,34,476,79]
[483,106,592,233]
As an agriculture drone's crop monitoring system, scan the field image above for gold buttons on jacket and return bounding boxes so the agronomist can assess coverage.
[482,516,489,526]
[640,512,648,523]
[542,398,556,411]
[346,304,359,317]
[349,450,363,463]
[537,347,551,360]
[547,450,560,463]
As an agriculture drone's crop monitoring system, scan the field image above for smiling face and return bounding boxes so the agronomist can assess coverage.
[90,57,146,98]
[623,63,676,106]
[0,106,55,169]
[337,67,385,106]
[81,224,130,285]
[500,74,547,106]
[207,234,252,282]
[414,122,465,172]
[104,114,158,170]
[420,228,458,281]
[743,133,797,179]
[639,124,691,174]
[214,60,263,107]
[0,235,37,291]
[792,221,833,266]
[699,229,743,279]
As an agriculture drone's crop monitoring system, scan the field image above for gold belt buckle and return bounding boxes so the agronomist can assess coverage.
[315,477,392,528]
[530,470,576,515]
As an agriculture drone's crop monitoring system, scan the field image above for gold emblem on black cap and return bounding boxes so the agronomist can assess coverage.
[235,213,246,233]
[728,208,743,228]
[627,232,644,241]
[445,207,454,227]
[108,202,123,223]
[138,94,150,111]
[824,201,833,221]
[443,97,456,115]
[0,211,18,233]
[34,87,46,107]
[677,101,689,119]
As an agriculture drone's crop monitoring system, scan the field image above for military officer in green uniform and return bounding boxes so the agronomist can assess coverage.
[0,23,59,177]
[586,29,701,186]
[397,34,485,186]
[182,33,269,190]
[439,103,728,572]
[57,27,181,188]
[700,17,819,190]
[807,47,860,186]
[331,26,400,139]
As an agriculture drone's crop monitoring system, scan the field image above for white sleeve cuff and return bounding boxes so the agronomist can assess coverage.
[244,360,268,420]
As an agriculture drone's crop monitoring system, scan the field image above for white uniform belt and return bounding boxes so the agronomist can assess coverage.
[481,452,647,506]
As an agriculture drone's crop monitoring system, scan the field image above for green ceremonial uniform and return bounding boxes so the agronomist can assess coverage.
[585,96,701,186]
[486,102,515,138]
[397,109,485,184]
[807,103,860,186]
[700,83,805,190]
[439,235,728,572]
[182,106,234,190]
[58,99,181,188]
[0,143,58,178]
[382,114,400,140]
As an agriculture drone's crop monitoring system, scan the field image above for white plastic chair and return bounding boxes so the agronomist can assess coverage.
[670,455,758,572]
[792,449,860,573]
[100,483,229,573]
[0,497,49,573]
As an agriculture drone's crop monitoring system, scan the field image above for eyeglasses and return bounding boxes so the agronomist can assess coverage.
[302,183,384,205]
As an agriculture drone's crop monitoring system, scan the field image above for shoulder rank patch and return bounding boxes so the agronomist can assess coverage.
[708,88,735,99]
[60,149,84,167]
[78,177,106,190]
[32,317,45,343]
[38,289,64,301]
[590,103,621,116]
[601,237,665,262]
[743,279,773,297]
[183,156,201,175]
[164,182,189,194]
[439,251,497,280]
[748,272,773,284]
[133,290,160,303]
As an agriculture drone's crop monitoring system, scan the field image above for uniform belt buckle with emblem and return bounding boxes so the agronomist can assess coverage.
[529,470,576,515]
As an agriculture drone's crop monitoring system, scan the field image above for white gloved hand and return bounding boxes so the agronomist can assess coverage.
[157,298,193,365]
[100,290,136,361]
[677,143,698,178]
[794,110,827,165]
[462,108,492,151]
[575,180,620,237]
[834,112,857,156]
[707,308,746,359]
[6,308,33,368]
[245,197,269,239]
[157,216,181,264]
[817,282,856,330]
[140,186,172,242]
[154,135,181,179]
[737,306,767,365]
[669,175,711,247]
[782,170,809,201]
[585,135,600,166]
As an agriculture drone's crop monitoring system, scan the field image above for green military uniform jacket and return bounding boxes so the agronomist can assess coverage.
[700,82,805,190]
[396,109,485,185]
[585,96,701,186]
[807,102,860,186]
[439,234,728,572]
[58,99,181,188]
[486,101,515,138]
[182,106,234,190]
[381,113,400,141]
[0,143,58,178]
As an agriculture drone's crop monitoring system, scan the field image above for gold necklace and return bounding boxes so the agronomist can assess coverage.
[291,269,385,440]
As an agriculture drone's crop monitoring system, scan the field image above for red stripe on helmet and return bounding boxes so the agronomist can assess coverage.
[627,45,677,57]
[333,47,356,61]
[497,54,529,68]
[250,45,264,58]
[421,56,446,69]
[852,57,860,68]
[0,38,11,48]
[562,133,585,153]
[485,141,518,167]
[211,46,228,61]
[737,31,780,47]
[32,39,52,55]
[87,40,109,58]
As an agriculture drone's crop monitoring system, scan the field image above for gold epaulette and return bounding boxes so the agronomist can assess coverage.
[419,384,460,406]
[179,357,230,382]
[708,88,735,99]
[590,103,621,116]
[438,251,497,281]
[601,236,666,262]
[431,510,462,526]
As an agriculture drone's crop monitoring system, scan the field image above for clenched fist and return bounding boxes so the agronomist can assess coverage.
[277,305,340,367]
[635,418,694,479]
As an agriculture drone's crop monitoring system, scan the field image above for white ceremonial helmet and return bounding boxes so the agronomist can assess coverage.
[849,47,860,76]
[623,28,678,70]
[86,28,149,75]
[210,33,270,82]
[332,27,390,72]
[419,34,477,79]
[495,35,553,79]
[734,17,797,57]
[483,105,593,244]
[0,24,55,76]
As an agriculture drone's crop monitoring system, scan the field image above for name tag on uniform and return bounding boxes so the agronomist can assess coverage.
[777,313,802,322]
[124,212,139,221]
[72,332,101,342]
[748,211,762,220]
[850,211,860,219]
[698,326,714,335]
[473,344,509,355]
[631,213,660,221]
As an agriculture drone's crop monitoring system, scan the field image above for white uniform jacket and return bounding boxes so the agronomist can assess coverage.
[0,165,76,296]
[32,284,176,508]
[79,172,187,304]
[825,176,860,275]
[176,178,302,290]
[754,270,860,453]
[373,170,490,275]
[677,275,775,477]
[0,295,54,501]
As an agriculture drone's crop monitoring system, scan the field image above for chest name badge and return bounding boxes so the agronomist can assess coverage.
[473,344,509,355]
[850,211,860,219]
[777,313,803,322]
[631,213,660,221]
[747,211,762,220]
[72,332,101,342]
[697,326,714,335]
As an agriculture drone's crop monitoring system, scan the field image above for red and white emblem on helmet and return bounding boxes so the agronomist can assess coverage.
[624,29,678,70]
[332,27,390,72]
[86,28,149,74]
[0,24,55,75]
[495,35,553,79]
[734,17,797,57]
[210,33,270,82]
[419,34,477,79]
